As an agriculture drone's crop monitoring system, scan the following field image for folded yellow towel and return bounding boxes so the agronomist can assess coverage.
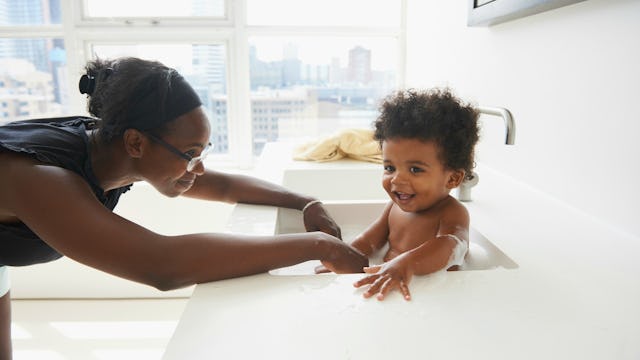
[293,128,382,163]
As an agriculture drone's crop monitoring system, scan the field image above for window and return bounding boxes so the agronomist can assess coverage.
[84,0,225,19]
[0,0,67,125]
[246,0,399,27]
[90,43,229,154]
[243,0,402,156]
[0,38,68,124]
[248,36,398,155]
[0,0,61,26]
[0,0,404,164]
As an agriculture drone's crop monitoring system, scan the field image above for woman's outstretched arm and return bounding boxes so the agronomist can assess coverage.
[0,156,367,291]
[184,169,342,238]
[184,169,311,209]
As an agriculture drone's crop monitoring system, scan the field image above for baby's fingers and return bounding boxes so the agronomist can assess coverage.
[353,274,379,288]
[399,280,411,301]
[362,275,389,299]
[363,265,381,274]
[376,277,399,301]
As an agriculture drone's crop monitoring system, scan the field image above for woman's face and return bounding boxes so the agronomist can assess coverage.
[141,106,211,197]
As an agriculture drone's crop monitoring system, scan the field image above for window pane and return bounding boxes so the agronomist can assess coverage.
[85,0,224,18]
[0,0,61,26]
[247,0,400,27]
[248,36,397,155]
[90,43,229,154]
[0,38,69,124]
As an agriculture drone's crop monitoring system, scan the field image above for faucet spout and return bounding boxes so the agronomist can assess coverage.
[456,106,515,202]
[477,106,516,145]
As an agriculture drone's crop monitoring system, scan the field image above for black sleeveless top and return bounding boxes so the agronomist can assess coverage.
[0,116,132,266]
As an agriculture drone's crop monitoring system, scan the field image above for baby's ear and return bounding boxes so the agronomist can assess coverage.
[447,170,465,189]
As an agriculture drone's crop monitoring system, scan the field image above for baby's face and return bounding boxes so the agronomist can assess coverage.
[381,138,458,213]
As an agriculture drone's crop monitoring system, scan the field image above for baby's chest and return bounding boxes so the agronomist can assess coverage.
[387,215,439,251]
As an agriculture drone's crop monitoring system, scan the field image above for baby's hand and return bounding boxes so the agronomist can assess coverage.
[353,255,413,301]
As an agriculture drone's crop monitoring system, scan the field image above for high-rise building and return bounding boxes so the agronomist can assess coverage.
[192,44,226,93]
[209,87,319,155]
[249,45,284,90]
[0,0,66,121]
[6,0,51,72]
[347,46,372,85]
[0,58,57,123]
[191,43,227,127]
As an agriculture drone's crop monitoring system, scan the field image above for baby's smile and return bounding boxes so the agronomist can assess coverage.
[394,191,415,202]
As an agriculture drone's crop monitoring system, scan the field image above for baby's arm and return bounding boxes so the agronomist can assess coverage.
[354,202,470,300]
[400,201,470,275]
[349,201,393,256]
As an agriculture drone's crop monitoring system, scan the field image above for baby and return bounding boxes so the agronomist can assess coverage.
[345,88,480,301]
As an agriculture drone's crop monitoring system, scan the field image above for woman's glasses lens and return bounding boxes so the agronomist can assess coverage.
[186,143,214,171]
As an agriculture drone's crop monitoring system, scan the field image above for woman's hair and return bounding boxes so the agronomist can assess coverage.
[373,88,480,178]
[82,57,201,143]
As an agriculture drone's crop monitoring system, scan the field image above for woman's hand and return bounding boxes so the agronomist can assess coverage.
[314,264,331,274]
[317,233,368,274]
[303,202,342,239]
[353,253,414,301]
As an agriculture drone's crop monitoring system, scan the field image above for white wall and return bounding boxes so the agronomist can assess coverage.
[406,0,640,238]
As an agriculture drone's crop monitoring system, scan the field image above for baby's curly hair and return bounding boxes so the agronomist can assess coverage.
[374,88,480,178]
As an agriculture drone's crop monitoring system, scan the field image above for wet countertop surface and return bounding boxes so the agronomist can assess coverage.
[163,144,640,359]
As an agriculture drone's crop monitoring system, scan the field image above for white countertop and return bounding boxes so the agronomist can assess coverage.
[163,144,640,359]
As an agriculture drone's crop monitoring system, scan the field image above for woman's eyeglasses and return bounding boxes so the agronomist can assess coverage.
[143,132,213,172]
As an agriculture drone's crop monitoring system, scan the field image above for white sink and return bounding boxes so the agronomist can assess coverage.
[271,201,517,275]
[281,166,387,201]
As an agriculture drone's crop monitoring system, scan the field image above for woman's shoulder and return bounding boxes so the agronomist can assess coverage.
[0,152,87,186]
[0,115,95,145]
[0,115,96,171]
[0,152,93,212]
[2,115,97,125]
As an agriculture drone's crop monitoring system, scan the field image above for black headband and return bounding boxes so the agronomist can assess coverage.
[129,71,202,130]
[79,67,202,129]
[164,71,202,123]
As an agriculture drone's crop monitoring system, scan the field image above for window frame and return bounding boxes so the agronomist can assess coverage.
[76,0,233,27]
[1,0,406,167]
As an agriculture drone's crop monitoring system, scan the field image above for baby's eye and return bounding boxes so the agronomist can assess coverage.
[410,166,423,174]
[383,165,395,173]
[184,149,198,158]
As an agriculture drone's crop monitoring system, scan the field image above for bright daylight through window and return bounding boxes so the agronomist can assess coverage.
[0,0,66,124]
[0,0,402,160]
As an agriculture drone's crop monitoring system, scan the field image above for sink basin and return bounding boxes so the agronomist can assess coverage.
[271,201,518,275]
[282,166,387,201]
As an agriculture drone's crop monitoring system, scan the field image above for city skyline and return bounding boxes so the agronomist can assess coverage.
[1,1,397,155]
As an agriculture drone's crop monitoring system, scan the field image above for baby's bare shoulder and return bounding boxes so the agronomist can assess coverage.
[427,195,468,219]
[443,196,468,215]
[439,196,470,229]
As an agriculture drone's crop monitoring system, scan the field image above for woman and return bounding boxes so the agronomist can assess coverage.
[0,57,367,358]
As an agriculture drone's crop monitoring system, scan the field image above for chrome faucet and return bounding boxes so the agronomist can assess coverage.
[457,106,516,202]
[476,106,516,145]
